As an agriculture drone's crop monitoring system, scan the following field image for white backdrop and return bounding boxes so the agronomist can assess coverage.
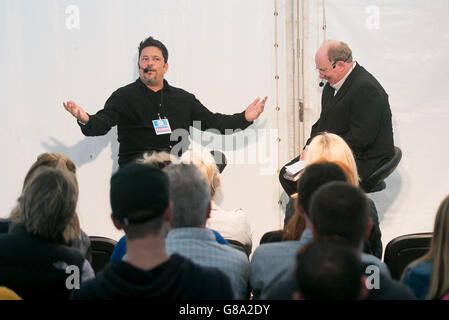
[0,0,288,246]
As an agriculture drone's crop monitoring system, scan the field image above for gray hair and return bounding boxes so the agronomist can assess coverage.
[19,167,78,242]
[139,151,180,169]
[327,41,353,63]
[164,163,210,228]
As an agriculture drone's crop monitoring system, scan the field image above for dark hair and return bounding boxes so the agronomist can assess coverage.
[122,214,165,240]
[309,181,370,248]
[295,241,363,300]
[138,36,168,63]
[297,162,347,215]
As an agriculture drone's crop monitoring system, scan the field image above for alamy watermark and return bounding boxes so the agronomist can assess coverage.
[65,5,80,30]
[365,265,380,290]
[64,264,382,291]
[65,265,81,289]
[365,5,380,30]
[169,121,279,176]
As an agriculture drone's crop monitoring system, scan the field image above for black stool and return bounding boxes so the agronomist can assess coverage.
[362,146,402,193]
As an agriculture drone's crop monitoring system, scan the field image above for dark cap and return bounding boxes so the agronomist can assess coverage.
[110,163,169,226]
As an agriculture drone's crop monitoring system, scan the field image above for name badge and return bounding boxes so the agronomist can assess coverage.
[152,118,172,135]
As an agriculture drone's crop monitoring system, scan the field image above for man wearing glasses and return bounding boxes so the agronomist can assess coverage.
[279,40,394,195]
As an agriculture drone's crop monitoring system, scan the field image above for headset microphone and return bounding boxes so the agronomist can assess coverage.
[143,67,150,73]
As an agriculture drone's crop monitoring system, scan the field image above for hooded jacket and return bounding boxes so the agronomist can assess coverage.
[70,254,234,300]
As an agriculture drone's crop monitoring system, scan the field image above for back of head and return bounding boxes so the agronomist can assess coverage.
[138,36,168,63]
[180,149,220,198]
[295,241,363,300]
[19,167,78,242]
[309,181,369,248]
[429,194,449,256]
[306,133,359,186]
[12,153,81,241]
[297,161,347,215]
[425,194,449,299]
[164,163,211,228]
[110,163,170,239]
[23,153,76,189]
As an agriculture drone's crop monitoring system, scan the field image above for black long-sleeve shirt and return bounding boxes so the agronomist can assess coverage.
[79,78,252,166]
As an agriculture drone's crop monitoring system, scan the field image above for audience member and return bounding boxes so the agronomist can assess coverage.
[264,181,415,300]
[164,163,250,299]
[71,163,234,300]
[180,149,252,254]
[108,151,229,263]
[0,167,92,299]
[1,153,92,262]
[304,132,383,258]
[260,159,348,245]
[294,241,367,300]
[401,194,449,299]
[250,162,348,299]
[259,193,305,244]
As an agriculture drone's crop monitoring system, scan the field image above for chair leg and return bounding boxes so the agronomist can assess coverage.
[364,180,386,193]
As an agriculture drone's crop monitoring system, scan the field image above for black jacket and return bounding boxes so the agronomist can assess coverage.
[308,64,395,181]
[79,79,252,166]
[263,261,416,300]
[0,224,85,300]
[70,254,234,300]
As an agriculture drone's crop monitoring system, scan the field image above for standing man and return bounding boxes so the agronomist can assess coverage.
[63,36,267,168]
[279,40,394,193]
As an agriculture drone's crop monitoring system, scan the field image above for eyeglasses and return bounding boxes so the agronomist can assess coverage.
[317,56,350,75]
[317,61,341,75]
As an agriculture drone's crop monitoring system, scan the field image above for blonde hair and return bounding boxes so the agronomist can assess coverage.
[414,195,449,299]
[10,153,81,242]
[180,149,220,198]
[305,133,360,186]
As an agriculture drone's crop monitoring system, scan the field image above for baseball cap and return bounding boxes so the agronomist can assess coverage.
[110,163,169,226]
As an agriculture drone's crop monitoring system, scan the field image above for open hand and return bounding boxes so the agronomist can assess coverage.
[63,100,89,123]
[245,96,268,122]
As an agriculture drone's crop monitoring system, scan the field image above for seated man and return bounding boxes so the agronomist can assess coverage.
[279,40,394,194]
[71,163,234,300]
[164,163,251,300]
[180,149,253,255]
[108,151,230,263]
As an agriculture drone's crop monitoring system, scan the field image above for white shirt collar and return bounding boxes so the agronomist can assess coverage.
[332,61,357,95]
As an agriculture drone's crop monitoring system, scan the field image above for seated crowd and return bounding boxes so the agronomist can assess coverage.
[0,133,448,300]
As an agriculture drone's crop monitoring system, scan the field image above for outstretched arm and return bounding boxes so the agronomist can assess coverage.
[63,100,89,124]
[245,96,268,122]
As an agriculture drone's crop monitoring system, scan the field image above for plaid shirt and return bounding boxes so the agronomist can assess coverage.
[166,228,250,299]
